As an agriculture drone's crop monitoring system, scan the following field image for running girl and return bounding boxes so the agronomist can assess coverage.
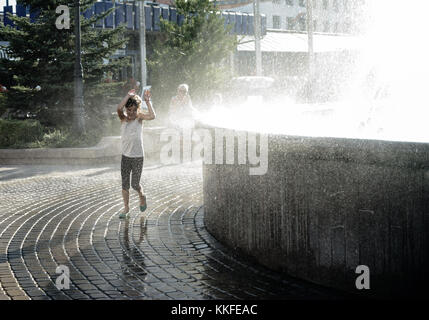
[117,88,156,219]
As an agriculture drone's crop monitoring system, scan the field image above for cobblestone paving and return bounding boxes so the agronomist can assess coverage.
[0,162,350,300]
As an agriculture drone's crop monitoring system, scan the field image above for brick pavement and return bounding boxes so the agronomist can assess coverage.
[0,162,351,300]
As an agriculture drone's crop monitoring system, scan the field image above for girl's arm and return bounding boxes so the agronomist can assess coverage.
[137,90,156,121]
[117,89,135,120]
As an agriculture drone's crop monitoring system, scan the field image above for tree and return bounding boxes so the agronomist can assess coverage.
[0,0,130,127]
[147,0,236,113]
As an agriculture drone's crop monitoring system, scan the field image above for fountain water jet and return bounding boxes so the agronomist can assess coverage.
[200,0,429,297]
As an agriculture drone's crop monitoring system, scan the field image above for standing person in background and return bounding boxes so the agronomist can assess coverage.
[168,84,196,127]
[116,88,156,219]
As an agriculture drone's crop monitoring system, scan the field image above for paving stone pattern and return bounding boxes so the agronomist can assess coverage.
[0,163,350,300]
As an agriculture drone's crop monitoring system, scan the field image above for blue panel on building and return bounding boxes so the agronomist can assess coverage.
[241,14,248,35]
[3,6,13,27]
[247,14,254,35]
[115,3,125,27]
[261,15,267,35]
[134,3,140,29]
[228,13,236,35]
[105,2,114,28]
[152,7,161,31]
[221,12,227,28]
[220,12,227,26]
[144,5,152,31]
[234,13,242,34]
[221,12,228,31]
[125,4,134,29]
[169,8,177,24]
[83,5,94,20]
[177,14,184,26]
[29,8,40,23]
[3,3,265,35]
[94,2,105,28]
[16,4,27,17]
[153,6,161,31]
[161,7,169,21]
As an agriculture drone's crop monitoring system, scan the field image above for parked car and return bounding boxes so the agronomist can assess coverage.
[221,76,276,107]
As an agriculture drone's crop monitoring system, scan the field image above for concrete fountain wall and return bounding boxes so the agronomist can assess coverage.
[202,128,429,297]
[0,127,165,165]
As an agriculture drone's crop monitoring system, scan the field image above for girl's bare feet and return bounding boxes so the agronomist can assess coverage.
[119,206,130,219]
[139,194,147,212]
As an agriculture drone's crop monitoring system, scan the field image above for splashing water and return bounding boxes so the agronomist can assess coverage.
[198,0,429,143]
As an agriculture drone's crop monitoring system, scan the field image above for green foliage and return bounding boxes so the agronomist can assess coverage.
[0,93,7,116]
[0,118,109,148]
[0,119,45,147]
[38,129,68,147]
[35,126,102,148]
[0,0,130,126]
[147,0,236,111]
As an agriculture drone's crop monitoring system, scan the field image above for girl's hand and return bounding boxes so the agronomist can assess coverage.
[128,89,136,97]
[144,89,151,101]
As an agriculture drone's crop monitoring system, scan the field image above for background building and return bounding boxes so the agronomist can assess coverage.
[224,0,365,34]
[1,0,364,101]
[224,0,365,101]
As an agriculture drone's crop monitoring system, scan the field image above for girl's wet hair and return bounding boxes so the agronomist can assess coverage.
[125,95,142,109]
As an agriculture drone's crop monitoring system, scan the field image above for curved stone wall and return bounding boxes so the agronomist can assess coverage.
[0,127,166,165]
[202,128,429,297]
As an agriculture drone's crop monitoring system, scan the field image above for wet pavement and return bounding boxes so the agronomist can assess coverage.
[0,162,351,300]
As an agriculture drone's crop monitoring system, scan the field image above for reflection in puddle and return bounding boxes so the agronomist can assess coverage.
[120,217,148,295]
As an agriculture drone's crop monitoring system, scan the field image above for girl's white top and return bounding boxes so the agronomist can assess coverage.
[120,120,144,157]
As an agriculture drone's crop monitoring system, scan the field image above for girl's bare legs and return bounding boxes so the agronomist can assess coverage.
[122,189,130,213]
[136,185,146,207]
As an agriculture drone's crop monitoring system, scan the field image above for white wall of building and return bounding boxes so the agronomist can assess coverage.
[225,0,355,34]
[0,1,17,8]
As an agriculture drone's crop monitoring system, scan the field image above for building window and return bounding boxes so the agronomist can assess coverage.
[323,0,328,9]
[334,22,339,33]
[273,15,281,29]
[333,0,339,11]
[287,17,295,30]
[313,20,317,31]
[299,0,305,7]
[286,0,294,5]
[343,22,351,33]
[324,21,330,32]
